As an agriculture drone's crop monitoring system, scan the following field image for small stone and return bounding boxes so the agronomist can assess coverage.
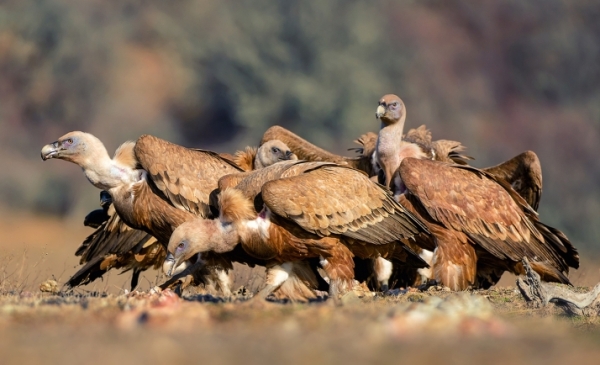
[340,291,361,305]
[39,280,59,294]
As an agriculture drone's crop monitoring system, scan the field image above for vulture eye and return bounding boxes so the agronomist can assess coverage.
[271,147,280,154]
[177,242,185,250]
[64,138,73,145]
[393,102,398,107]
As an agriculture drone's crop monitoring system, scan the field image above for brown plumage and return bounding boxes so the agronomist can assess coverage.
[261,125,376,175]
[42,132,305,292]
[482,151,542,211]
[260,125,545,291]
[260,125,472,291]
[374,94,578,290]
[70,201,164,289]
[233,140,297,171]
[167,160,429,298]
[41,133,239,293]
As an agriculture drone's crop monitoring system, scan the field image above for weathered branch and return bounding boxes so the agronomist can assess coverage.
[516,257,600,316]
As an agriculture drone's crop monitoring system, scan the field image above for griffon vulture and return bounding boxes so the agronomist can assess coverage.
[233,140,298,171]
[260,125,474,290]
[260,125,546,291]
[374,94,578,290]
[41,132,297,293]
[166,160,429,300]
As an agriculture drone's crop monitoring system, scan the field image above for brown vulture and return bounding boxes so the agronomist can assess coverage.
[260,125,474,290]
[260,123,548,290]
[373,94,578,290]
[41,132,297,294]
[165,160,429,300]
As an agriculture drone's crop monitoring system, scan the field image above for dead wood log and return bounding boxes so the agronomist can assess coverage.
[516,257,600,316]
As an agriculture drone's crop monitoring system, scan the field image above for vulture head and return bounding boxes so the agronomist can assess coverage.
[164,218,238,276]
[255,140,297,169]
[376,94,406,126]
[41,131,106,165]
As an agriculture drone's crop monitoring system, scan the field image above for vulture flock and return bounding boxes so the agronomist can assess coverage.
[40,94,579,302]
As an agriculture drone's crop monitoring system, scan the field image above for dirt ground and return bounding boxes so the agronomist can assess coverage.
[1,213,600,365]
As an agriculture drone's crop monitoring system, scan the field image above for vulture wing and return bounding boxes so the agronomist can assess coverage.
[348,132,378,158]
[68,205,163,288]
[261,126,374,173]
[482,151,542,211]
[399,158,575,276]
[135,135,243,217]
[260,164,427,244]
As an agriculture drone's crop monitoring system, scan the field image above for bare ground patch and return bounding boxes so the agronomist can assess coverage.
[1,213,600,365]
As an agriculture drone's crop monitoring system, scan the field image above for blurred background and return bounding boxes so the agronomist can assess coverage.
[0,0,599,260]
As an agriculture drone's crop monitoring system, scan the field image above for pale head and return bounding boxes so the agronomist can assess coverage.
[41,131,107,166]
[255,140,297,169]
[375,94,406,126]
[164,218,237,276]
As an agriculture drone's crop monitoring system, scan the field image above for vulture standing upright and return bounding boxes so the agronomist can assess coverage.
[373,94,578,290]
[41,133,297,293]
[165,160,429,299]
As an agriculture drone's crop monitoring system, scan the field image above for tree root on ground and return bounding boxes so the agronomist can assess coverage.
[516,257,600,316]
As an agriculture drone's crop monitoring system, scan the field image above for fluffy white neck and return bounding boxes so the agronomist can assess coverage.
[81,150,140,191]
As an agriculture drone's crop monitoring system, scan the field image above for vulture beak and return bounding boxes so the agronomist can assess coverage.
[99,191,112,208]
[375,105,386,119]
[163,253,178,277]
[163,253,191,277]
[280,150,294,161]
[41,142,60,160]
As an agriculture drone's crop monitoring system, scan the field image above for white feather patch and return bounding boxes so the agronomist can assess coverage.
[266,263,293,287]
[244,208,272,239]
[375,257,393,282]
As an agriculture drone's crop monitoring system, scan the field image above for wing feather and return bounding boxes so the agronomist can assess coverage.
[482,150,542,211]
[260,164,427,245]
[399,158,574,270]
[134,135,243,216]
[261,126,373,173]
[68,205,163,288]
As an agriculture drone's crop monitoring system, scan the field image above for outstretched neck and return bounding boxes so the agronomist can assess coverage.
[376,117,406,187]
[81,150,138,191]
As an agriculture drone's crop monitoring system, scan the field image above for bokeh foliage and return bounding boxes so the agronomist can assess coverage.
[0,0,599,250]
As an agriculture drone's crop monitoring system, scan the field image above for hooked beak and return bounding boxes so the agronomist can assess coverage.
[41,142,60,161]
[280,150,296,161]
[375,105,386,119]
[163,253,192,277]
[163,253,179,277]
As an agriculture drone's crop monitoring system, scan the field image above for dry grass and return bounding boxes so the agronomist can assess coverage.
[1,213,600,365]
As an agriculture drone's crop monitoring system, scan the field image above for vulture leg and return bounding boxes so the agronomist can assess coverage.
[240,263,296,307]
[416,249,434,284]
[308,258,330,293]
[254,263,295,300]
[374,257,393,292]
[431,230,477,291]
[272,261,321,302]
[208,268,232,297]
[319,245,356,299]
